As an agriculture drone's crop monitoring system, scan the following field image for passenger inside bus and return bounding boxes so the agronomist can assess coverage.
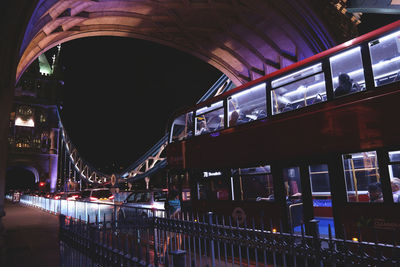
[255,110,267,119]
[334,73,361,97]
[282,103,293,112]
[312,94,324,104]
[391,178,400,202]
[229,111,239,126]
[196,120,208,135]
[368,182,383,202]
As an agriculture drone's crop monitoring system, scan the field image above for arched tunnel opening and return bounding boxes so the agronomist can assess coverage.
[6,167,36,192]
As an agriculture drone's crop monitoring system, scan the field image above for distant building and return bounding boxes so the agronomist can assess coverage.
[6,45,64,193]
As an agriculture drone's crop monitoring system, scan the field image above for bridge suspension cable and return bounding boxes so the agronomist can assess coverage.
[57,108,111,187]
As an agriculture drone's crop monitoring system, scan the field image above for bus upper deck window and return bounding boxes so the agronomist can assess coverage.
[330,47,365,98]
[270,63,326,115]
[195,101,224,136]
[369,30,400,87]
[342,151,382,203]
[170,112,193,142]
[227,83,267,127]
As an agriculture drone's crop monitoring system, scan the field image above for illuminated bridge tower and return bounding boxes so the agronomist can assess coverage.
[6,45,63,193]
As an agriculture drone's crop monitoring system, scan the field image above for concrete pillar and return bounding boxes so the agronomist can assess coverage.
[50,128,59,155]
[0,2,39,264]
[0,85,14,219]
[49,128,59,192]
[49,154,58,193]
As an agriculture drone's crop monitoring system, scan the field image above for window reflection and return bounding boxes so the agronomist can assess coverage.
[197,172,230,201]
[342,151,382,203]
[330,47,365,98]
[227,83,267,127]
[232,165,274,201]
[170,112,193,142]
[271,63,326,115]
[195,101,224,136]
[388,150,400,203]
[369,30,400,87]
[309,164,332,208]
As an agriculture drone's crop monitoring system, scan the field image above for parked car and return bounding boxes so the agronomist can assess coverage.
[53,192,65,200]
[80,188,114,203]
[117,189,168,223]
[64,191,81,201]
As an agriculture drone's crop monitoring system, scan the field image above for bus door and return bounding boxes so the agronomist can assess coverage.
[282,163,334,237]
[281,166,304,234]
[307,163,334,237]
[194,170,233,214]
[231,165,277,227]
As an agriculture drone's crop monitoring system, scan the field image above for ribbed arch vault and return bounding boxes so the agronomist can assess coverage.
[18,0,359,86]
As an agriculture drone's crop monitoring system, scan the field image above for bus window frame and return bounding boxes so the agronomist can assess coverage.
[194,101,225,136]
[194,169,233,201]
[270,62,326,115]
[341,149,384,204]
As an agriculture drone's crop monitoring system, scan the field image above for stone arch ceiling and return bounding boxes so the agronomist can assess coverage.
[17,0,359,86]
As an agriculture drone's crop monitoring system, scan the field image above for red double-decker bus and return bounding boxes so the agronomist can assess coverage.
[166,20,400,243]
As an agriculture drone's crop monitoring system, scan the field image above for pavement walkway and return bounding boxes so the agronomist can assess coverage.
[1,199,60,267]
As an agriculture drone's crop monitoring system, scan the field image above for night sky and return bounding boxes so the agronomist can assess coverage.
[57,36,222,174]
[57,13,400,175]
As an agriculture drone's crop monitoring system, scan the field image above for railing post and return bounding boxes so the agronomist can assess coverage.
[309,219,320,239]
[169,250,186,267]
[208,212,216,267]
[153,209,159,267]
[309,219,322,266]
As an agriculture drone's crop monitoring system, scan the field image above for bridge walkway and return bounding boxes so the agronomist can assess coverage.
[1,199,59,267]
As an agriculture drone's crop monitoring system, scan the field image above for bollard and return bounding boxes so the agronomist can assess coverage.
[169,249,186,267]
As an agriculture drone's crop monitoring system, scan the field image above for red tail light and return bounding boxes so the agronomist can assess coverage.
[90,197,98,201]
[109,195,114,200]
[54,196,61,200]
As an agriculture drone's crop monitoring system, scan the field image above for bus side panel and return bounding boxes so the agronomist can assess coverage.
[166,141,186,170]
[339,204,400,243]
[191,199,285,230]
[184,88,400,169]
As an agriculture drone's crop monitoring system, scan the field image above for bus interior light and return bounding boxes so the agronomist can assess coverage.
[371,56,400,70]
[272,63,322,88]
[376,30,400,44]
[196,101,223,115]
[231,83,266,99]
[330,46,361,63]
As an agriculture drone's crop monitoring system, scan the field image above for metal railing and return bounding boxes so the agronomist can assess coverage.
[60,212,400,267]
[13,195,400,266]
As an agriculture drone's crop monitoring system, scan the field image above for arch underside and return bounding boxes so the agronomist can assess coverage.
[18,0,359,86]
[7,161,41,184]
